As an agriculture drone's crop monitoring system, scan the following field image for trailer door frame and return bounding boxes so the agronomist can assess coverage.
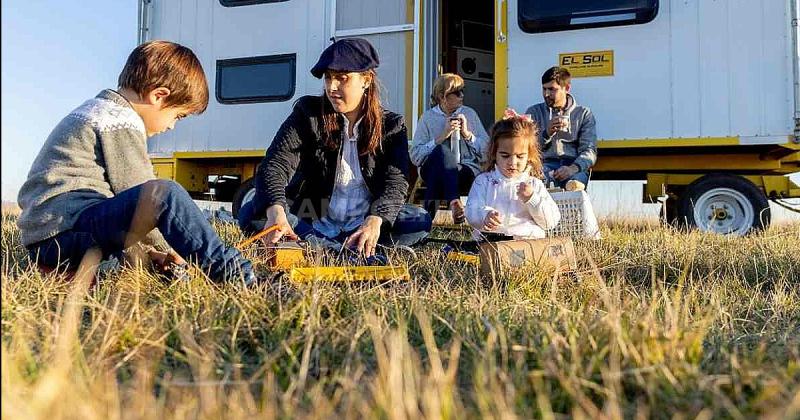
[326,0,422,134]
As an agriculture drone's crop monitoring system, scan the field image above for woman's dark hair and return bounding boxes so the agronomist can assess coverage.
[320,70,383,156]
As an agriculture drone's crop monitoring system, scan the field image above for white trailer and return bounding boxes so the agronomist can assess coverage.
[140,0,800,234]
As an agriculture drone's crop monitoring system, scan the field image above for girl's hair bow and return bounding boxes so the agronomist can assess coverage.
[502,108,533,122]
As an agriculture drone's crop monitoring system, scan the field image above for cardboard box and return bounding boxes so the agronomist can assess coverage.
[479,237,577,278]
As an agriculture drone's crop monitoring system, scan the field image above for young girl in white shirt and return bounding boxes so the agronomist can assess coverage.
[465,109,561,240]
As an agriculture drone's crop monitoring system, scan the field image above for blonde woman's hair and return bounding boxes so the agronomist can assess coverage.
[430,73,464,106]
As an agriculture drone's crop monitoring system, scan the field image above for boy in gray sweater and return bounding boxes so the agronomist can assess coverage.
[17,41,254,284]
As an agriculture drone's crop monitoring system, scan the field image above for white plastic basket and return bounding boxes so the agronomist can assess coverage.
[547,191,601,240]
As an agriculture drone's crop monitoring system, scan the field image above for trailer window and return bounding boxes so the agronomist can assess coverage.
[518,0,658,33]
[216,54,296,104]
[219,0,288,6]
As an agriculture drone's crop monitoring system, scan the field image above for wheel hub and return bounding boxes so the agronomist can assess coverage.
[693,188,754,235]
[710,206,728,221]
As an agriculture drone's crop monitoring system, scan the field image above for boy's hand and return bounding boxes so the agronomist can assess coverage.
[482,210,502,231]
[148,249,187,268]
[344,216,382,257]
[517,181,534,202]
[147,249,190,280]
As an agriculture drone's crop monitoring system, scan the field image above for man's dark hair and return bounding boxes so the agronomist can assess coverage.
[541,66,571,86]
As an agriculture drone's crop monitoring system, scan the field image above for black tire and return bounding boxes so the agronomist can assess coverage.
[232,178,255,219]
[676,173,770,235]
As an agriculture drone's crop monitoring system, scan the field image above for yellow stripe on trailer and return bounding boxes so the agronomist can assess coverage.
[598,137,739,148]
[173,150,266,159]
[289,266,410,283]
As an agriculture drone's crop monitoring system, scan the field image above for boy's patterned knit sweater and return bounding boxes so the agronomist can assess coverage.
[17,89,167,249]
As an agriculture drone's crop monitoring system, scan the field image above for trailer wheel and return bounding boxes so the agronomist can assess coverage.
[676,174,770,235]
[232,178,255,219]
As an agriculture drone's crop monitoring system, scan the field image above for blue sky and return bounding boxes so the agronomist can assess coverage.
[1,1,137,201]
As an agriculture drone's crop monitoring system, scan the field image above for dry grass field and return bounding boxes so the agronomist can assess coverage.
[2,211,799,419]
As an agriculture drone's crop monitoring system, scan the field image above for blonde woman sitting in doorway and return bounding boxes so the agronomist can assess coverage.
[410,73,489,223]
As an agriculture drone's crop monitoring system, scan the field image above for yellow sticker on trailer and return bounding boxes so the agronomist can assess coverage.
[558,50,614,78]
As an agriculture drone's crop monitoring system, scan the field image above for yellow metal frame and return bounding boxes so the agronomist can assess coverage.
[645,173,800,201]
[289,266,411,283]
[150,150,265,193]
[173,150,265,159]
[595,154,794,173]
[598,137,800,149]
[494,0,508,121]
[598,137,739,148]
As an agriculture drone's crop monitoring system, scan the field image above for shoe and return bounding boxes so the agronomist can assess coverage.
[450,199,466,224]
[565,180,586,191]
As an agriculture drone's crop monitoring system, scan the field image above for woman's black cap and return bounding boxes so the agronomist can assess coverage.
[310,38,380,79]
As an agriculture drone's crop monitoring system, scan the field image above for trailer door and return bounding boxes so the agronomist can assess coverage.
[329,0,421,134]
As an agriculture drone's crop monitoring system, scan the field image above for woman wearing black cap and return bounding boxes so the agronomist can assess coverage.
[238,38,431,257]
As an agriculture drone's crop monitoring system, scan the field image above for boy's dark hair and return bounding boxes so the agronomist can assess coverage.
[118,40,209,114]
[541,66,571,86]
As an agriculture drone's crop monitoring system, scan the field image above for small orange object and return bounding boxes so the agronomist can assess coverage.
[237,224,280,249]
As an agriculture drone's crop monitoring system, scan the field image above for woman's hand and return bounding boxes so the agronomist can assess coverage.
[262,205,298,244]
[482,210,502,231]
[456,114,473,140]
[344,216,383,257]
[436,118,462,144]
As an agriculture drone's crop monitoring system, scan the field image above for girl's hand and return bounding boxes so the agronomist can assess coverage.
[437,118,462,144]
[344,216,383,257]
[262,205,298,244]
[517,181,534,202]
[482,210,502,231]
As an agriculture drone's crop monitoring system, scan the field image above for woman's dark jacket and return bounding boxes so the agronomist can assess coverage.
[254,95,410,226]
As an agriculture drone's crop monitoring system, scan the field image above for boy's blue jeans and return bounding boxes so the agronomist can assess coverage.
[27,180,253,283]
[238,202,432,249]
[543,158,590,189]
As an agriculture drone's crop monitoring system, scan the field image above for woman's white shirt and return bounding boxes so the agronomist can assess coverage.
[312,115,372,237]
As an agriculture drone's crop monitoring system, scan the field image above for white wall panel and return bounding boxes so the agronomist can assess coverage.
[507,0,794,141]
